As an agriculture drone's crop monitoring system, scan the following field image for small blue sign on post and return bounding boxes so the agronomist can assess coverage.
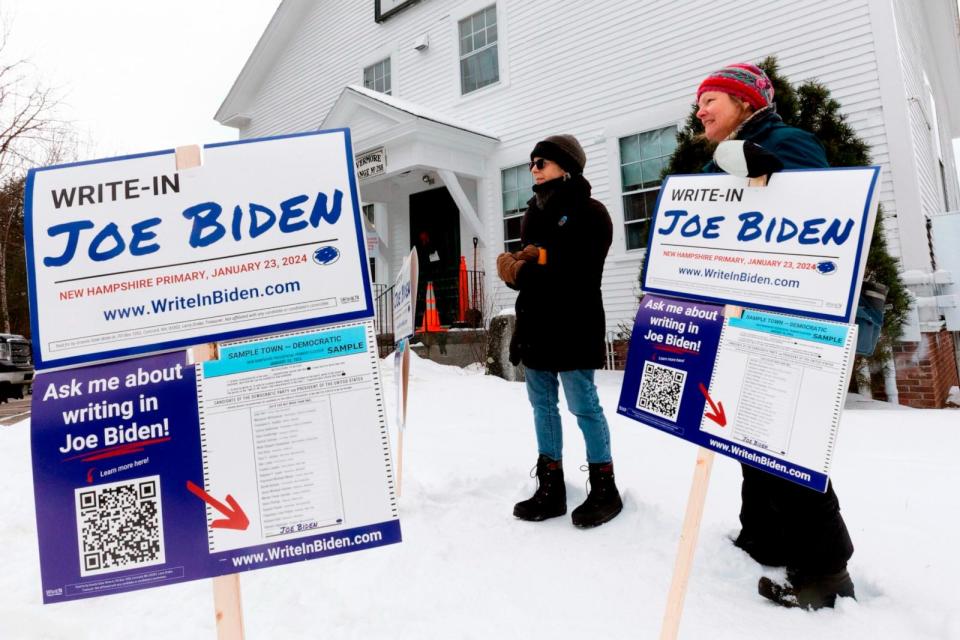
[617,294,725,437]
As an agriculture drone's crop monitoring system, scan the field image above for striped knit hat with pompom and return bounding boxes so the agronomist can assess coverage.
[697,63,774,110]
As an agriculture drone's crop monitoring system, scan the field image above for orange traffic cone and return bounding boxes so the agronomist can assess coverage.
[420,281,447,333]
[457,256,469,324]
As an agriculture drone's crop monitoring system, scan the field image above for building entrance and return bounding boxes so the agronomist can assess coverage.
[410,187,461,327]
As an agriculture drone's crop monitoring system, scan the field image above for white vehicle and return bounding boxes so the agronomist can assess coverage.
[0,334,33,402]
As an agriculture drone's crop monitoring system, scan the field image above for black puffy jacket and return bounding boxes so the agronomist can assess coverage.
[509,174,612,371]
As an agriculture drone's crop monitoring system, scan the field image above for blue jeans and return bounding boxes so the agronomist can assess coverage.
[524,368,612,463]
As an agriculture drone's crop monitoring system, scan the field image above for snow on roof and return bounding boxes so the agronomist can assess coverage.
[345,85,499,140]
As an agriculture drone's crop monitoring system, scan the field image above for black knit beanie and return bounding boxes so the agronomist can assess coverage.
[530,134,586,175]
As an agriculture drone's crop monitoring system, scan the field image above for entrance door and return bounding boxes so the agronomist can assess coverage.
[410,187,461,327]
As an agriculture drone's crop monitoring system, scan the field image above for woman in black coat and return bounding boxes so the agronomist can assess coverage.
[496,134,622,529]
[697,63,855,609]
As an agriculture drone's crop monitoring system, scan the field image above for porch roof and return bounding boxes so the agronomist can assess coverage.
[320,86,499,179]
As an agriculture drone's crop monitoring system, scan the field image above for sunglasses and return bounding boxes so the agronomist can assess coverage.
[528,158,549,171]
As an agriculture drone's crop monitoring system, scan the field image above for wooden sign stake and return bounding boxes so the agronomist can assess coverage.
[395,341,411,496]
[191,343,246,640]
[659,305,742,640]
[212,572,245,640]
[177,146,245,640]
[658,447,715,640]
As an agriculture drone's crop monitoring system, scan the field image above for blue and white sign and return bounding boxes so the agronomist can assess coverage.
[32,323,401,604]
[697,310,857,492]
[618,296,857,492]
[642,167,881,323]
[617,294,725,437]
[25,129,373,370]
[392,248,419,342]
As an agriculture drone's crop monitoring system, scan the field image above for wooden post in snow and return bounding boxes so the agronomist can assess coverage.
[395,340,411,496]
[177,146,245,640]
[658,447,715,640]
[659,305,743,640]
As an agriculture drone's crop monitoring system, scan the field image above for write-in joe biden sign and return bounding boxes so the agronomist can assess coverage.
[25,130,373,369]
[642,167,880,323]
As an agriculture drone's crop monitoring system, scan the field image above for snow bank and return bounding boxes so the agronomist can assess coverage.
[2,354,957,639]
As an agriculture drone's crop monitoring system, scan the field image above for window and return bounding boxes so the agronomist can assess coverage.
[458,6,498,94]
[501,163,534,252]
[375,0,418,23]
[620,125,678,250]
[362,204,376,229]
[362,204,379,281]
[363,58,391,95]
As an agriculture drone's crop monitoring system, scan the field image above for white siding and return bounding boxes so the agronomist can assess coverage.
[892,0,958,220]
[232,0,947,331]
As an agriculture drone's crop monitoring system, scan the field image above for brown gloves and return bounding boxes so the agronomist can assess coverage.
[516,244,541,262]
[497,244,541,286]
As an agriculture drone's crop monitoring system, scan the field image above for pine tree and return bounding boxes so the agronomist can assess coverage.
[660,56,909,374]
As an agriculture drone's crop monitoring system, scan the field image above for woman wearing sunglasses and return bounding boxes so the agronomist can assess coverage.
[496,134,622,528]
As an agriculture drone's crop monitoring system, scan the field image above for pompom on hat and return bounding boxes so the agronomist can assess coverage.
[697,63,774,110]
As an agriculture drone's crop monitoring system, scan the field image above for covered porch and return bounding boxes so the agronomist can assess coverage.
[321,86,499,354]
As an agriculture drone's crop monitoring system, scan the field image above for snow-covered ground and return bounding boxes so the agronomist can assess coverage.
[3,354,958,639]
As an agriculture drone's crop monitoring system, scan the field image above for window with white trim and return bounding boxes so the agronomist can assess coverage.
[458,5,499,94]
[620,125,678,250]
[363,58,391,95]
[501,163,534,252]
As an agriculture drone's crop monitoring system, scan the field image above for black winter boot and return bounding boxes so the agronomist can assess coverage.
[758,568,855,610]
[571,462,623,528]
[513,455,566,521]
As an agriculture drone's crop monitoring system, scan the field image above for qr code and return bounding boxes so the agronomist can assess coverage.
[75,475,165,577]
[636,361,687,422]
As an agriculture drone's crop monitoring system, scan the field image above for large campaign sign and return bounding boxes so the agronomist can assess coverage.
[25,129,372,370]
[618,294,856,492]
[32,322,400,603]
[642,167,881,323]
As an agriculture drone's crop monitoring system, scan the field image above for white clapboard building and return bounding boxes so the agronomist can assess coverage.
[216,0,960,407]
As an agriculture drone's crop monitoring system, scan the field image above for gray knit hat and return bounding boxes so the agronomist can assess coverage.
[531,134,587,174]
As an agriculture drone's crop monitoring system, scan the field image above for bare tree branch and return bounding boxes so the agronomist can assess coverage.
[0,14,77,334]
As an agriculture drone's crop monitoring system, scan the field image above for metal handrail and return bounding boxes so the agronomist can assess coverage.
[371,270,486,357]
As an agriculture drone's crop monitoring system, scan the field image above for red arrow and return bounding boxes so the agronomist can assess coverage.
[186,480,250,530]
[698,382,727,427]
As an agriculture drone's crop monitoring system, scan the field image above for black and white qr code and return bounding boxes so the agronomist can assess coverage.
[75,475,165,577]
[636,361,687,422]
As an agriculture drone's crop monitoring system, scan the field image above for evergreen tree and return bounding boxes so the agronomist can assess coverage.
[660,56,909,374]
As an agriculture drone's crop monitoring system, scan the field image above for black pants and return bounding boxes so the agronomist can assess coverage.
[738,464,854,575]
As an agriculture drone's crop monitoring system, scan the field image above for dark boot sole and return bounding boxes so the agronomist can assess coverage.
[513,506,567,521]
[758,576,855,610]
[571,503,623,528]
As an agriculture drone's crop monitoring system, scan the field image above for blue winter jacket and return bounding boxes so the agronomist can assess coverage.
[702,108,828,172]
